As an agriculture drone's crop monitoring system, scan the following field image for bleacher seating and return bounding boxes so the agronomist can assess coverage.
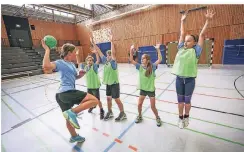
[1,47,44,79]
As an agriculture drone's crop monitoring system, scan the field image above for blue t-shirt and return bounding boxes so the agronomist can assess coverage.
[80,63,99,73]
[178,42,203,58]
[136,63,157,73]
[54,59,77,93]
[101,56,117,70]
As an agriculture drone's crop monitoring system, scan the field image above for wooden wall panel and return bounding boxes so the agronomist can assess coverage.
[230,24,244,39]
[229,5,244,15]
[233,13,244,24]
[75,24,92,60]
[76,24,92,45]
[1,16,10,47]
[197,26,230,64]
[1,16,8,39]
[86,5,244,63]
[163,33,179,45]
[29,19,77,40]
[114,40,127,62]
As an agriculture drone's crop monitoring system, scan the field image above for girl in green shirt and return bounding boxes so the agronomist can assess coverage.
[172,9,215,129]
[129,44,163,127]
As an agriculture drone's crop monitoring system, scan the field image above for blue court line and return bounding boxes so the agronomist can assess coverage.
[1,89,83,152]
[103,78,176,152]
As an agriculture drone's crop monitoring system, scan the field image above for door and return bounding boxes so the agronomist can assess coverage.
[9,29,32,48]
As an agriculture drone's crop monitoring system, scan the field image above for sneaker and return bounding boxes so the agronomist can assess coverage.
[184,117,189,128]
[63,109,80,129]
[178,118,184,129]
[156,117,162,127]
[104,111,114,121]
[115,112,127,122]
[100,109,105,120]
[69,134,85,143]
[88,106,96,113]
[135,116,143,123]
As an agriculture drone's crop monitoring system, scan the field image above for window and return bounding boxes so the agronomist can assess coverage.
[54,10,60,15]
[45,9,52,13]
[77,4,92,10]
[67,14,74,18]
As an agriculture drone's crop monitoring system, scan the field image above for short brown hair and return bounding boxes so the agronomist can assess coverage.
[60,43,76,59]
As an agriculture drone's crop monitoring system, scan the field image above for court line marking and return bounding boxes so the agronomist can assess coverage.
[1,99,52,152]
[1,90,84,152]
[121,83,244,100]
[103,78,175,152]
[119,99,244,131]
[110,106,244,147]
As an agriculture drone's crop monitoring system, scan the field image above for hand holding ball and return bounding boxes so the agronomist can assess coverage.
[43,35,57,49]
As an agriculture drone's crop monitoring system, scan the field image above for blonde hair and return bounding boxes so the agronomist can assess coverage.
[60,43,76,59]
[85,55,94,62]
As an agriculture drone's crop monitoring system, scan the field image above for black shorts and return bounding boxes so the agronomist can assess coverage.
[140,90,155,97]
[56,90,87,112]
[106,83,120,99]
[88,88,100,100]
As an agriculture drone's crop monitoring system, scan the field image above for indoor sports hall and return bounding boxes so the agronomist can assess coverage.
[1,3,244,152]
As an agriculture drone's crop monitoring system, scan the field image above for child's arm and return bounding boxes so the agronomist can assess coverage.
[129,45,138,66]
[76,47,82,68]
[42,39,56,72]
[179,11,188,43]
[110,35,116,61]
[91,37,107,64]
[154,44,162,66]
[198,9,215,48]
[91,37,105,58]
[95,52,100,64]
[91,49,100,65]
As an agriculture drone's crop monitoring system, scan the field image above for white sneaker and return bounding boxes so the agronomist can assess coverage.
[184,117,189,128]
[178,118,184,129]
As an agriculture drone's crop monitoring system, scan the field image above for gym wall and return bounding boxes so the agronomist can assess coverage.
[2,5,244,63]
[29,19,77,40]
[1,16,9,46]
[83,4,244,64]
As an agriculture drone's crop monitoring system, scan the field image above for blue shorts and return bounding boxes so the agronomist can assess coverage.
[176,76,195,104]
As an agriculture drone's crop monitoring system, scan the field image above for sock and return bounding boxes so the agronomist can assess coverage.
[184,114,189,118]
[179,115,183,119]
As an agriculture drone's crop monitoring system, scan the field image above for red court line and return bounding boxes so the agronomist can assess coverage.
[115,138,123,144]
[93,128,99,131]
[92,127,138,151]
[128,145,138,151]
[157,99,176,104]
[103,133,110,137]
[121,83,244,100]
